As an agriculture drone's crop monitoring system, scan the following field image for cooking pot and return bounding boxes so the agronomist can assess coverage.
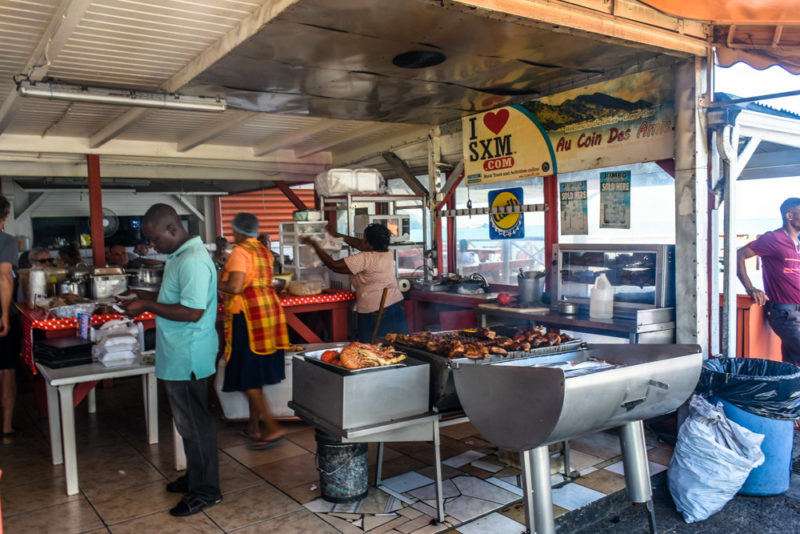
[91,274,128,299]
[127,267,162,286]
[559,301,578,315]
[58,279,87,298]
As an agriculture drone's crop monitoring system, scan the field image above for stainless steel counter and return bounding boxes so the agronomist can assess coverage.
[477,304,676,343]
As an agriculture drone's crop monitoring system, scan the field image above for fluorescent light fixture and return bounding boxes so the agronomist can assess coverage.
[17,80,226,112]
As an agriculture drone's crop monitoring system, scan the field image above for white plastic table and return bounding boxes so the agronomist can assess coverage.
[36,358,158,495]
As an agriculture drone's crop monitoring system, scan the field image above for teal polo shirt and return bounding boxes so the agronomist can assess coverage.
[155,236,218,381]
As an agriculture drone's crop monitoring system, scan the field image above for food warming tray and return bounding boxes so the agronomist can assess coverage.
[291,353,429,431]
[391,339,585,413]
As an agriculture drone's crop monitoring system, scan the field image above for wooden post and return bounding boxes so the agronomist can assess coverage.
[87,154,104,267]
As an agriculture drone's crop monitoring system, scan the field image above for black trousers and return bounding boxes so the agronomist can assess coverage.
[163,377,220,500]
[766,303,800,366]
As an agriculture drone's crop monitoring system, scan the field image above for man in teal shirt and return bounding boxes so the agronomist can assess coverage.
[121,204,221,516]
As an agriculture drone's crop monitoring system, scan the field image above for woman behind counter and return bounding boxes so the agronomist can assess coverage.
[217,212,289,449]
[302,223,408,342]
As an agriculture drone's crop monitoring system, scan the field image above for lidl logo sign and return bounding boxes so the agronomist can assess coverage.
[489,188,524,240]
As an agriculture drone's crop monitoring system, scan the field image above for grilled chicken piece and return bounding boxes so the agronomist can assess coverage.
[494,336,515,347]
[338,342,406,369]
[545,333,562,346]
[477,327,496,340]
[489,346,508,355]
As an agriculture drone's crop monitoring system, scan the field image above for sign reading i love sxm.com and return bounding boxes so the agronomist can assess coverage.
[462,104,557,186]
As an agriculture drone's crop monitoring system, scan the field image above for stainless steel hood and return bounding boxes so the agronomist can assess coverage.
[185,0,676,124]
[451,343,702,451]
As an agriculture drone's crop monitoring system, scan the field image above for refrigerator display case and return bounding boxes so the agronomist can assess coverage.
[552,244,675,317]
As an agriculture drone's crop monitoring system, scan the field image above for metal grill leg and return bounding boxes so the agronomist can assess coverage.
[532,445,555,534]
[645,498,658,534]
[619,420,652,503]
[619,420,657,534]
[376,442,384,486]
[433,419,444,524]
[520,450,536,534]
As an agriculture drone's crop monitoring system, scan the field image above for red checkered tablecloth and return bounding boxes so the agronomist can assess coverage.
[20,290,356,373]
[280,290,356,307]
[20,309,155,374]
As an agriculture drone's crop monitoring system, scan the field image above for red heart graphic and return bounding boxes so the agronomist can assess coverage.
[483,109,509,135]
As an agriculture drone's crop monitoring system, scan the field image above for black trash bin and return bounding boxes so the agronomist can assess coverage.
[696,357,800,495]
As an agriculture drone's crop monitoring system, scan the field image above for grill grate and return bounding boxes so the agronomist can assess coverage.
[792,457,800,475]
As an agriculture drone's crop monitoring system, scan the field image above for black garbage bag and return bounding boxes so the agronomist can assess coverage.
[696,358,800,420]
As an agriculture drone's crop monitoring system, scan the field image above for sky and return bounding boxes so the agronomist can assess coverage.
[715,63,800,114]
[714,63,800,232]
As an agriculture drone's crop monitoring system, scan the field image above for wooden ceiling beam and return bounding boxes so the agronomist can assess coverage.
[296,123,399,159]
[252,120,331,157]
[177,111,259,152]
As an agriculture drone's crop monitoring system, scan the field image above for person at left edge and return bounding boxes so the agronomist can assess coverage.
[0,194,19,440]
[119,204,221,517]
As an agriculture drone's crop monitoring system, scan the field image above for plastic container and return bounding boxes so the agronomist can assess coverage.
[714,397,793,496]
[288,278,323,296]
[589,272,614,319]
[315,430,368,503]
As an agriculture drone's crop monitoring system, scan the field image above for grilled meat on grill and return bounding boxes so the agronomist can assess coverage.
[385,328,573,359]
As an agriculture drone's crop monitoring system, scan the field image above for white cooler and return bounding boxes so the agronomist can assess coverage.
[314,168,385,196]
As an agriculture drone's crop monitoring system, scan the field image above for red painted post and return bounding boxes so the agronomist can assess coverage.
[87,154,105,267]
[447,195,456,274]
[213,195,222,236]
[543,174,558,291]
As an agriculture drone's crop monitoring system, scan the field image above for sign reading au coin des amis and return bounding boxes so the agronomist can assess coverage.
[461,69,674,185]
[462,105,557,186]
[488,188,524,240]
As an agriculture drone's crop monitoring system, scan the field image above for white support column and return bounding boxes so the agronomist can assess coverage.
[673,58,710,352]
[709,131,721,357]
[722,148,738,358]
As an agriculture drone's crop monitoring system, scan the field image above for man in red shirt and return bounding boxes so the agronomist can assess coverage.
[737,197,800,366]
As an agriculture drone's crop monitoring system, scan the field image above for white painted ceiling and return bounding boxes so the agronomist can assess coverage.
[0,0,709,193]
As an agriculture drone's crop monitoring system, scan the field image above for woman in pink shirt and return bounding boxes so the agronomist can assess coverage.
[302,223,408,342]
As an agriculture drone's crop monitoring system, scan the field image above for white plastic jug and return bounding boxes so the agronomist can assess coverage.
[590,273,614,319]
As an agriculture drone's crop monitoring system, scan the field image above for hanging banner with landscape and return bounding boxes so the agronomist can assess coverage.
[462,69,674,185]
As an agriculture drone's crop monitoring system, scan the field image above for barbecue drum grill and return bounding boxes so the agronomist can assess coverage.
[452,343,703,534]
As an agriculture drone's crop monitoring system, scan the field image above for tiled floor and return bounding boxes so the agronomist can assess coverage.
[0,377,674,533]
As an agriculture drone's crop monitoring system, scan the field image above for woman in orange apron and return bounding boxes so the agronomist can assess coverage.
[218,212,289,449]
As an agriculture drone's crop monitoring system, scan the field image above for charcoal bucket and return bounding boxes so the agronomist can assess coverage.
[315,430,368,503]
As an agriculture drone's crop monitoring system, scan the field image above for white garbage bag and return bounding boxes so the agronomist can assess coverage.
[668,395,765,523]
